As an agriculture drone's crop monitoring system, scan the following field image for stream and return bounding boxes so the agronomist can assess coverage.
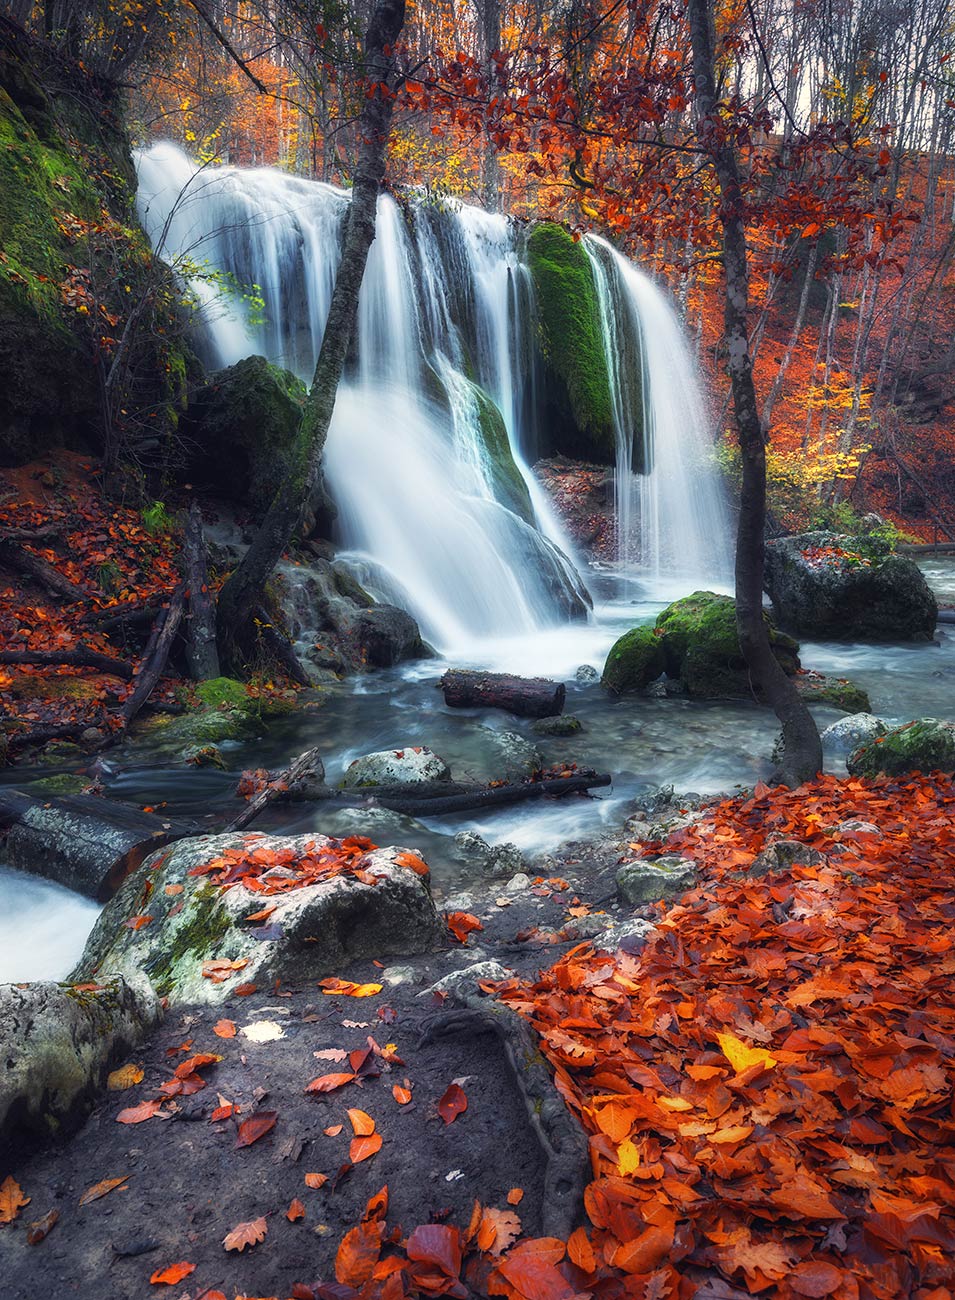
[3,559,953,985]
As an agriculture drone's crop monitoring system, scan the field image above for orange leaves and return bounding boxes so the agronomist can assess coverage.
[0,1176,29,1224]
[212,1019,236,1038]
[437,1082,467,1125]
[350,1132,383,1163]
[304,1172,328,1189]
[191,835,382,898]
[305,1072,356,1093]
[150,1261,195,1285]
[115,1099,162,1124]
[716,1031,776,1074]
[347,1108,376,1135]
[106,1063,143,1090]
[446,910,483,943]
[286,1198,306,1222]
[319,978,382,997]
[223,1216,267,1251]
[395,849,429,876]
[235,1110,277,1148]
[392,1081,413,1105]
[336,1219,383,1287]
[201,957,248,983]
[78,1176,129,1206]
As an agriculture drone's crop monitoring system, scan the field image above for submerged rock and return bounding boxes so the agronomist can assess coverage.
[72,833,443,1006]
[821,713,888,754]
[794,671,871,713]
[531,714,584,737]
[848,718,955,778]
[0,973,161,1150]
[615,855,698,906]
[764,532,937,642]
[342,747,452,788]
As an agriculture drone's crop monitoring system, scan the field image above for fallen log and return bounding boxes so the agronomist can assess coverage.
[303,770,611,817]
[183,502,220,681]
[0,648,133,680]
[0,539,85,601]
[439,669,566,719]
[0,789,196,900]
[122,583,186,727]
[5,721,102,753]
[226,746,325,832]
[84,602,159,634]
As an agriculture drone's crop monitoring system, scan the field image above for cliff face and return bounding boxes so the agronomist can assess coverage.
[0,22,188,469]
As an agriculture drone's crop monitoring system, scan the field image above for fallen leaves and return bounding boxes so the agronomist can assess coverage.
[304,1172,328,1189]
[150,1261,195,1285]
[0,1176,29,1223]
[305,1071,357,1093]
[201,957,248,984]
[235,1110,277,1148]
[286,1198,306,1222]
[223,1216,267,1252]
[437,1082,468,1125]
[319,978,383,997]
[78,1176,129,1206]
[212,1019,237,1038]
[115,1099,162,1124]
[106,1063,144,1090]
[446,910,483,943]
[25,1209,58,1245]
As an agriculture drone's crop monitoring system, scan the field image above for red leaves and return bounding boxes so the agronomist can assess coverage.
[235,1110,277,1148]
[115,1099,162,1124]
[446,910,483,943]
[336,1218,384,1287]
[437,1082,468,1125]
[190,835,383,898]
[150,1261,195,1285]
[305,1072,357,1093]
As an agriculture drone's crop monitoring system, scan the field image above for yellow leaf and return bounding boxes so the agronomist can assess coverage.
[716,1032,776,1074]
[107,1063,144,1091]
[617,1138,641,1175]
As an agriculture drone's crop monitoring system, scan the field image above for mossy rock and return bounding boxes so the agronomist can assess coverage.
[602,624,666,694]
[23,773,89,797]
[140,705,260,753]
[795,672,871,714]
[179,356,307,512]
[847,719,955,778]
[195,676,249,711]
[527,223,616,465]
[470,383,534,523]
[654,591,800,700]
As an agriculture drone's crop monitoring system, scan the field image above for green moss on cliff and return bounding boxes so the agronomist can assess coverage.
[527,223,615,461]
[470,383,535,523]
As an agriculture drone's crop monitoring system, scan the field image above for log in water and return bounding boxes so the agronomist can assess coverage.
[439,669,566,718]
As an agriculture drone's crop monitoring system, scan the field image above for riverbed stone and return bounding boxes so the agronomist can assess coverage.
[821,713,888,753]
[476,727,542,781]
[0,972,162,1149]
[424,960,514,1001]
[72,832,443,1006]
[615,855,698,905]
[531,714,583,737]
[847,718,955,778]
[794,671,871,713]
[341,747,452,788]
[591,917,656,954]
[575,664,600,684]
[747,840,826,876]
[764,531,938,641]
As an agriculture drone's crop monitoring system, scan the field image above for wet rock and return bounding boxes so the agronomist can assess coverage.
[602,624,666,694]
[531,714,583,737]
[0,973,161,1150]
[575,664,600,684]
[821,713,888,754]
[182,744,225,769]
[836,819,882,836]
[452,831,524,880]
[341,746,452,788]
[504,872,531,894]
[380,964,419,987]
[747,840,826,876]
[848,718,955,778]
[476,727,542,781]
[424,960,514,1001]
[72,833,443,1006]
[764,531,937,641]
[794,671,871,713]
[591,917,655,954]
[615,855,698,905]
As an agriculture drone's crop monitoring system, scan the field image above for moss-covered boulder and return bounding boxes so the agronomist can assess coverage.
[527,223,618,465]
[847,719,955,778]
[179,356,307,512]
[470,383,534,523]
[654,591,800,700]
[602,624,666,694]
[764,532,937,641]
[794,671,871,713]
[72,832,443,1006]
[0,37,189,466]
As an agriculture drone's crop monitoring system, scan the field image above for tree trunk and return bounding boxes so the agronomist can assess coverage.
[687,0,821,786]
[214,0,406,671]
[439,670,566,718]
[183,502,220,681]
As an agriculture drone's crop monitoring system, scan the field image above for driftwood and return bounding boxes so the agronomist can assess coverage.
[0,648,133,679]
[226,746,325,832]
[183,502,220,681]
[306,770,611,817]
[5,721,101,753]
[0,539,85,601]
[0,789,196,900]
[439,669,566,719]
[899,542,955,555]
[121,584,186,727]
[253,603,310,686]
[420,999,588,1238]
[84,602,159,634]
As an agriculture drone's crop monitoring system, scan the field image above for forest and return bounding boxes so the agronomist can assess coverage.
[1,0,955,1297]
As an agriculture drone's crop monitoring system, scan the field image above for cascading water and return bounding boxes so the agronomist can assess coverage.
[134,142,730,650]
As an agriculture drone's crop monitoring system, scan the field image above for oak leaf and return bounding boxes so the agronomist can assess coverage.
[0,1176,30,1224]
[223,1216,267,1251]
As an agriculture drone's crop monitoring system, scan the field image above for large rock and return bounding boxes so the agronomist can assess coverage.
[821,713,888,754]
[764,532,937,642]
[73,833,443,1006]
[178,356,312,515]
[0,973,161,1150]
[616,856,699,906]
[342,747,452,788]
[602,624,666,694]
[848,719,955,778]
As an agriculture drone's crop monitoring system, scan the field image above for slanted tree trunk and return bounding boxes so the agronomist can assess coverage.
[687,0,821,786]
[215,0,406,671]
[183,502,220,681]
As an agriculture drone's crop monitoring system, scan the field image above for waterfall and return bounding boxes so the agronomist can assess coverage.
[135,143,730,649]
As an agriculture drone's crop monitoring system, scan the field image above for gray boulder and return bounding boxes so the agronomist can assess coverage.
[747,840,826,876]
[532,714,583,737]
[821,713,888,754]
[616,855,698,906]
[73,832,443,1006]
[452,831,524,879]
[424,960,514,1000]
[764,532,937,642]
[575,664,600,684]
[590,917,656,954]
[342,746,452,788]
[0,973,161,1149]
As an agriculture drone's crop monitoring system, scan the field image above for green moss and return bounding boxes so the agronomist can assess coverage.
[848,719,955,779]
[795,673,870,713]
[195,676,249,710]
[145,885,232,997]
[469,383,535,523]
[25,773,88,797]
[602,624,666,694]
[654,591,800,700]
[527,223,615,462]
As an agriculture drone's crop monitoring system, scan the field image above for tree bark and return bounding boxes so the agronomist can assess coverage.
[183,502,220,682]
[214,0,406,671]
[687,0,821,786]
[439,670,566,718]
[0,649,132,679]
[122,584,186,727]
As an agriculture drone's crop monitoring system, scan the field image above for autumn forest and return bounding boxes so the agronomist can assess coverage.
[1,1,955,1298]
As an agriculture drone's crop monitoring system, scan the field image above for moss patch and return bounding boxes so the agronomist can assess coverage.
[195,676,249,710]
[527,223,615,463]
[470,383,534,523]
[144,885,232,997]
[602,624,666,694]
[848,719,955,778]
